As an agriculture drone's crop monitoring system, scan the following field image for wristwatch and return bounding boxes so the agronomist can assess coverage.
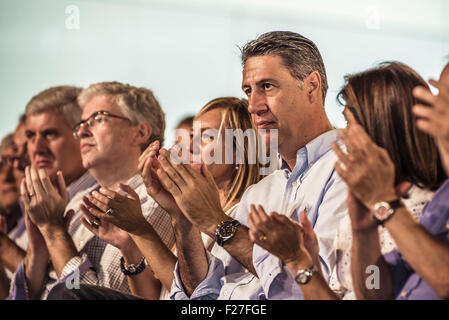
[295,265,318,285]
[373,199,403,225]
[120,256,146,276]
[215,220,240,246]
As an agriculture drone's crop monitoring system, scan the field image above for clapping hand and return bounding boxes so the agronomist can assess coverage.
[248,205,318,269]
[20,167,68,231]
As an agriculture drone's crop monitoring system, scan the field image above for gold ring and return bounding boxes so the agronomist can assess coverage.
[105,208,114,216]
[91,220,100,228]
[259,234,267,241]
[28,193,35,197]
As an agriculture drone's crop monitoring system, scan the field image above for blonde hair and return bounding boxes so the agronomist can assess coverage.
[196,97,261,210]
[25,86,83,128]
[78,81,165,149]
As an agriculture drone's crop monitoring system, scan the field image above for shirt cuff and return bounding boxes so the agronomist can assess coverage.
[7,260,29,300]
[253,244,304,300]
[170,249,222,300]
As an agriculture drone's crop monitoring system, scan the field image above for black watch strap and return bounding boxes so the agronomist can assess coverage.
[120,256,146,276]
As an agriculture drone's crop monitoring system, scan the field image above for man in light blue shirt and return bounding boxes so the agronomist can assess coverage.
[170,31,347,300]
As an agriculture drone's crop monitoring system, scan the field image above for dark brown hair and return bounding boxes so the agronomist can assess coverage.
[241,31,328,103]
[337,61,446,190]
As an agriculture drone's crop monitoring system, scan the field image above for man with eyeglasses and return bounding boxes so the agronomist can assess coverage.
[9,82,174,300]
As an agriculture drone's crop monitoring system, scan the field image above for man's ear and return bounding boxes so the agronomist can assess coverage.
[134,122,152,147]
[304,71,322,104]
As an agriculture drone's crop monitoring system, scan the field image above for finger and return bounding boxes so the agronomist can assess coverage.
[412,105,435,120]
[80,216,100,235]
[270,211,292,225]
[25,167,35,198]
[85,194,109,212]
[20,178,30,206]
[334,161,350,183]
[299,211,314,236]
[345,108,359,126]
[139,141,159,163]
[119,184,140,200]
[338,128,358,155]
[98,187,127,203]
[156,168,181,197]
[429,80,449,101]
[416,119,435,136]
[141,158,161,195]
[56,171,68,203]
[158,149,187,188]
[331,142,351,166]
[38,168,54,195]
[248,227,258,244]
[248,205,259,231]
[349,122,374,149]
[249,204,263,227]
[30,166,46,199]
[80,202,109,221]
[413,86,437,105]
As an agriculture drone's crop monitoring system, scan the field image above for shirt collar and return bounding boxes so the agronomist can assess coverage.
[280,129,340,175]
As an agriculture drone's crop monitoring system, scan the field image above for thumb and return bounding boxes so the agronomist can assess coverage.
[300,211,317,243]
[300,211,313,233]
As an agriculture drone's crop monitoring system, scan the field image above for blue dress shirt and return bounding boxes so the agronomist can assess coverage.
[170,129,348,300]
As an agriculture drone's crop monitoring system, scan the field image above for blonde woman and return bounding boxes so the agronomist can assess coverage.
[48,97,262,300]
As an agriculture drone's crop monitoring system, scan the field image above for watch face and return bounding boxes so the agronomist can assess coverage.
[375,206,389,220]
[128,265,136,273]
[219,223,236,237]
[298,273,308,284]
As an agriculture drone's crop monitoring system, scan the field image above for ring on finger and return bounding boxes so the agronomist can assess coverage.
[105,208,114,216]
[91,220,101,228]
[259,234,267,241]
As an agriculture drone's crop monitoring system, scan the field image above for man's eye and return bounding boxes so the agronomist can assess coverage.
[95,115,107,123]
[243,88,251,96]
[263,83,273,90]
[44,132,57,140]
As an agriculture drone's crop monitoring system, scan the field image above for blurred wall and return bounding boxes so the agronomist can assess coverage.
[1,0,448,145]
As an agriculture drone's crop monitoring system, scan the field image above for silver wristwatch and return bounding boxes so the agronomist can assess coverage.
[294,265,317,285]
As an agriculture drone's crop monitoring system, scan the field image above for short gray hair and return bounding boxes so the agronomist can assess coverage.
[241,31,328,102]
[25,86,83,128]
[78,81,165,148]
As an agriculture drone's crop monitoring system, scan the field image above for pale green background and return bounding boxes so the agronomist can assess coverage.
[1,0,448,145]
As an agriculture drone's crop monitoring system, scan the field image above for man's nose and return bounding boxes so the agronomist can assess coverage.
[247,91,268,116]
[31,134,50,155]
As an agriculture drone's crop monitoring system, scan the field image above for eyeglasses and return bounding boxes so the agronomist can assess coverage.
[72,110,130,139]
[0,155,19,171]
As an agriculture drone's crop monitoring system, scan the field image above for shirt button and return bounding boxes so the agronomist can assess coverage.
[292,181,297,187]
